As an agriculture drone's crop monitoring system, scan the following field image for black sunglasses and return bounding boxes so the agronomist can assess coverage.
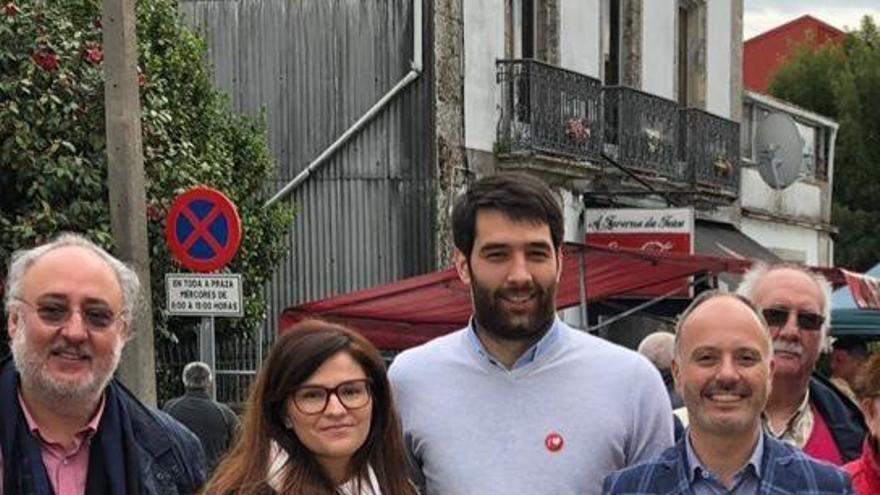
[14,297,122,332]
[761,307,824,331]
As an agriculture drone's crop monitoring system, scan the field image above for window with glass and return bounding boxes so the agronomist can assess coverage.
[602,0,621,85]
[794,120,816,179]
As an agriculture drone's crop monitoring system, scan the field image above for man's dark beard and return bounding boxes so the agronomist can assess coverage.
[471,278,557,342]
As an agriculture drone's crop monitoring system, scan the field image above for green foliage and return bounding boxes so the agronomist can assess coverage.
[1,1,110,251]
[769,16,880,272]
[768,41,844,119]
[0,0,293,355]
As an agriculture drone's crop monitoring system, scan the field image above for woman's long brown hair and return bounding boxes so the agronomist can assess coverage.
[202,320,416,495]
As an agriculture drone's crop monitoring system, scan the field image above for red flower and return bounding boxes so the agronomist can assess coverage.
[146,204,163,220]
[93,17,102,29]
[4,2,21,17]
[85,45,103,65]
[138,72,149,87]
[32,51,59,72]
[564,118,590,144]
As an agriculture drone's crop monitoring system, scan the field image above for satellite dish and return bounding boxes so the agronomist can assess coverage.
[754,112,805,189]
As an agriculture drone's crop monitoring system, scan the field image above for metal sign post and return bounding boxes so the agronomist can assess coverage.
[578,250,588,330]
[199,316,216,400]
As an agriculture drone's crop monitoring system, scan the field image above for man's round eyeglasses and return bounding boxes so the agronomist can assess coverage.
[761,306,824,331]
[292,379,372,415]
[13,297,124,332]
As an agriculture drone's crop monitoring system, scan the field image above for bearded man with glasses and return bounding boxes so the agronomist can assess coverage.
[737,263,866,465]
[0,233,206,495]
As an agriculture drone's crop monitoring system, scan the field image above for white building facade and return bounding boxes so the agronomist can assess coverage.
[440,0,837,341]
[739,91,838,266]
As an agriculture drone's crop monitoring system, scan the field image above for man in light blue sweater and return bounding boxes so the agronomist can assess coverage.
[388,173,674,495]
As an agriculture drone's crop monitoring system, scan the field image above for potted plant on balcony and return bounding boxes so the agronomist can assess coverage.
[713,156,734,177]
[564,117,591,145]
[644,127,663,154]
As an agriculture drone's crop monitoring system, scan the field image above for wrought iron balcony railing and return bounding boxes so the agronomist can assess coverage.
[496,59,603,162]
[603,86,683,182]
[679,108,740,195]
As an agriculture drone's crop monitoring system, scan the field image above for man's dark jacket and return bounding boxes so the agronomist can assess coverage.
[0,357,207,494]
[164,388,239,473]
[810,372,866,463]
[603,430,855,494]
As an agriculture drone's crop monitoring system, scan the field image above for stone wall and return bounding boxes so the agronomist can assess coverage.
[434,0,467,267]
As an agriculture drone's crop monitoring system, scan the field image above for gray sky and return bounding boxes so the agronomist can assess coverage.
[744,0,880,39]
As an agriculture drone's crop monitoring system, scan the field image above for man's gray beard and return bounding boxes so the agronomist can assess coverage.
[10,318,122,411]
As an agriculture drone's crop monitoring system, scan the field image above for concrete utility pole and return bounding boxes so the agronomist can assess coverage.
[103,0,157,405]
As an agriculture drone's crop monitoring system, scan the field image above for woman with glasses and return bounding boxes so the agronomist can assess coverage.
[844,352,880,494]
[202,320,415,495]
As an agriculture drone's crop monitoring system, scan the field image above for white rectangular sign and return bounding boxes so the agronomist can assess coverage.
[585,207,694,234]
[166,274,243,317]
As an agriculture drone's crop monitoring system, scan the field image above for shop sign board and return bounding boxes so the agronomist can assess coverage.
[586,208,694,297]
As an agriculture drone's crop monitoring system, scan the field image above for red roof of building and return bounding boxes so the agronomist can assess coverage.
[744,15,845,93]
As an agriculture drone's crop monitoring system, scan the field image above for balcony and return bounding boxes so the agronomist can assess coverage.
[679,108,740,196]
[493,62,741,201]
[496,59,603,162]
[603,86,684,182]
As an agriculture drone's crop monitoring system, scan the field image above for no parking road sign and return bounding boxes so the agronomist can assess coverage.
[166,186,242,272]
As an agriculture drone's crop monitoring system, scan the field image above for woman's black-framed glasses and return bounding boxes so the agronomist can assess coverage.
[761,306,824,331]
[292,379,372,415]
[14,297,123,332]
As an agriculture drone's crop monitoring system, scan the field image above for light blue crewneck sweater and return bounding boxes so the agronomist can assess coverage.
[389,319,674,495]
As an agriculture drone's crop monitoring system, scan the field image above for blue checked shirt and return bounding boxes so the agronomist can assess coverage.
[685,432,762,494]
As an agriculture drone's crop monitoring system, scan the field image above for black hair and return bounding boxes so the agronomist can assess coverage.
[451,172,563,260]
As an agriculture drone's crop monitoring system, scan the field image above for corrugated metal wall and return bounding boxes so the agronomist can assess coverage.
[180,0,436,341]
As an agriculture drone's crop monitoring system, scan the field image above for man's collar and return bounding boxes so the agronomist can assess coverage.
[184,387,211,399]
[466,316,562,370]
[765,389,812,441]
[685,429,764,483]
[18,388,105,447]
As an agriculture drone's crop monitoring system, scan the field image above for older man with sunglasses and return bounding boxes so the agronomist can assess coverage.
[737,263,866,465]
[1,233,206,494]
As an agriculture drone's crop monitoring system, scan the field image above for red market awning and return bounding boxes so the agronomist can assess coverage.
[279,242,878,350]
[280,242,752,349]
[841,268,880,310]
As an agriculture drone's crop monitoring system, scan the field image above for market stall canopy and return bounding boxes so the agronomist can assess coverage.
[694,220,781,289]
[281,242,878,349]
[281,242,757,349]
[832,263,880,338]
[695,221,780,262]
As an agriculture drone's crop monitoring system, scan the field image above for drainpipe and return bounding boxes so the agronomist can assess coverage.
[825,123,839,265]
[265,0,423,207]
